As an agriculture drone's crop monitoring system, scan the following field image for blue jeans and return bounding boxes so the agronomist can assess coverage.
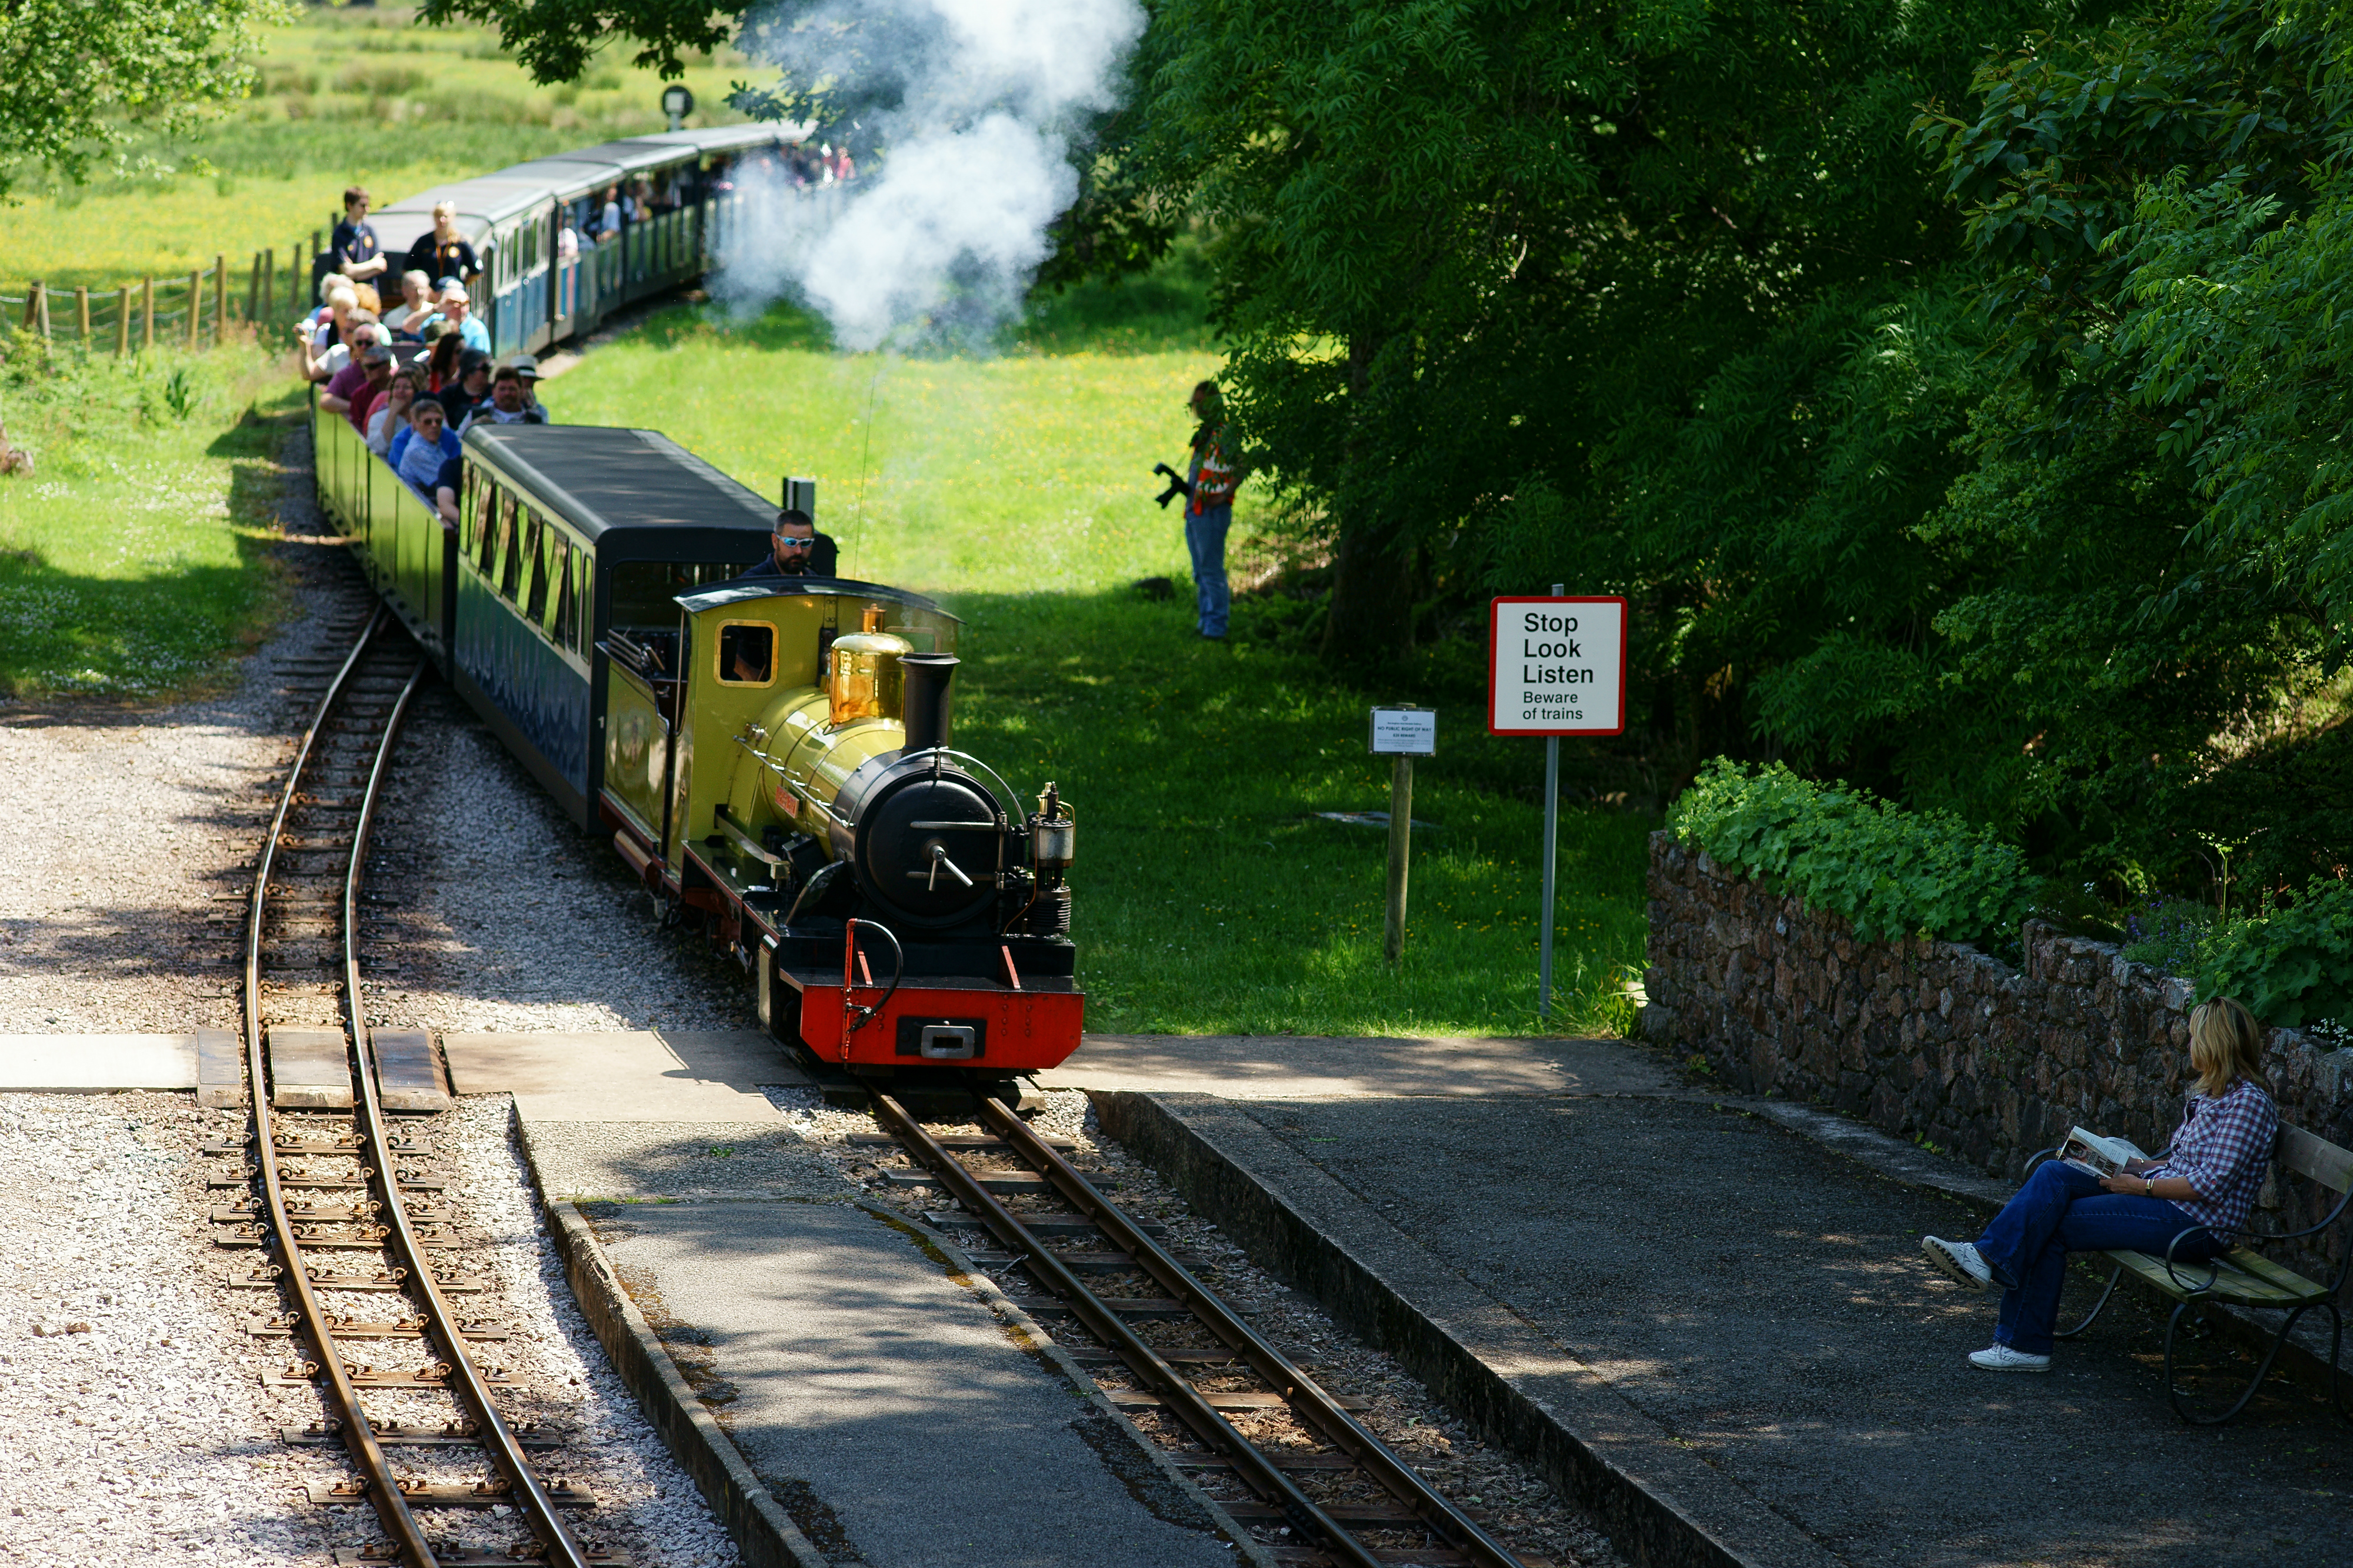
[1185,503,1232,638]
[1975,1160,2222,1354]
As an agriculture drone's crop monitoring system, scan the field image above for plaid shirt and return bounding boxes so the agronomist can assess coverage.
[2152,1076,2278,1241]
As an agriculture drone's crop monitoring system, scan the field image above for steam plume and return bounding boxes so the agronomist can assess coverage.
[717,0,1144,351]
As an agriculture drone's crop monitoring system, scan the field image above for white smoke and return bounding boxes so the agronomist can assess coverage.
[716,0,1145,351]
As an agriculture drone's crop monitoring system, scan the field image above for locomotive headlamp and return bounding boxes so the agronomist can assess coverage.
[662,84,695,130]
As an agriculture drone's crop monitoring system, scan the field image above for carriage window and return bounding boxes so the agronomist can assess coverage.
[498,503,522,600]
[524,511,551,623]
[461,472,481,554]
[607,561,746,630]
[716,622,774,686]
[571,551,594,652]
[546,533,572,640]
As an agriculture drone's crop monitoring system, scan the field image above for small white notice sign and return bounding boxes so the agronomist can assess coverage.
[1368,707,1437,755]
[1487,596,1627,735]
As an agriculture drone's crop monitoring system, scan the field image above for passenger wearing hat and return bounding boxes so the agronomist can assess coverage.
[507,353,551,421]
[434,348,495,428]
[457,365,549,435]
[418,281,489,353]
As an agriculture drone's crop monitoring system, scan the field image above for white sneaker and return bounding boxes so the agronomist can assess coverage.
[1968,1343,2051,1373]
[1922,1235,1994,1292]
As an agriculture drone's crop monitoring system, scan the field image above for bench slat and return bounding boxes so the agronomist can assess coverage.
[2277,1123,2353,1195]
[2106,1245,2328,1307]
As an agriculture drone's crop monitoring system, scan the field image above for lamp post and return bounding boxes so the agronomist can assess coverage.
[662,84,695,131]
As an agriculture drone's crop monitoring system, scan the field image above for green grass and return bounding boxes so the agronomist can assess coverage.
[948,590,1653,1036]
[546,291,1233,595]
[0,4,758,298]
[0,338,299,698]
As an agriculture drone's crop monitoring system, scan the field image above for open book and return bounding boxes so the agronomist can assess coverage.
[2060,1127,2150,1178]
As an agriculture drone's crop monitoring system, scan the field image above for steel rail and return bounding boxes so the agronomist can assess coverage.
[337,662,595,1568]
[241,607,438,1568]
[869,1093,1383,1568]
[975,1097,1522,1568]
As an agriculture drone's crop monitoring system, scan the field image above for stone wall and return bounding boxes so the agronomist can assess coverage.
[1641,832,2353,1275]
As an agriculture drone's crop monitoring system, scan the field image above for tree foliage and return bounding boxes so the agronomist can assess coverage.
[0,0,289,198]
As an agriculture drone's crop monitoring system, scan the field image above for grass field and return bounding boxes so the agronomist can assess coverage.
[0,341,299,698]
[0,4,756,298]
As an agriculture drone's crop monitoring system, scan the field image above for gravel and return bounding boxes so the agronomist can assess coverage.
[763,1085,1627,1568]
[355,682,755,1036]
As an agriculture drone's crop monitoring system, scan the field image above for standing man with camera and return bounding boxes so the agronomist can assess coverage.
[1174,381,1240,640]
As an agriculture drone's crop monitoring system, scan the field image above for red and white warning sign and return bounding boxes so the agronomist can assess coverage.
[1486,596,1627,735]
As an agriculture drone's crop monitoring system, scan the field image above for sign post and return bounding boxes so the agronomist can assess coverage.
[1487,589,1627,1019]
[1368,706,1437,963]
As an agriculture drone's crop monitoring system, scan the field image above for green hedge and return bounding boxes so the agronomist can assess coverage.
[2197,879,2353,1029]
[1668,760,2037,947]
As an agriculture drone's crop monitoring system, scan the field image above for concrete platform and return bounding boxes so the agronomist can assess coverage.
[568,1199,1237,1568]
[1093,1043,2353,1568]
[442,1029,807,1122]
[0,1033,199,1090]
[1038,1031,1672,1100]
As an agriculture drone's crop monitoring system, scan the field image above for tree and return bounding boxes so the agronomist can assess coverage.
[0,0,289,199]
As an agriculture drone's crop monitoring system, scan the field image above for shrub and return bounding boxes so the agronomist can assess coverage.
[1668,759,2037,946]
[2119,896,2216,978]
[2197,879,2353,1028]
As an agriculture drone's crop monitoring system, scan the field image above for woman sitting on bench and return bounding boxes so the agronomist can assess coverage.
[1921,997,2277,1372]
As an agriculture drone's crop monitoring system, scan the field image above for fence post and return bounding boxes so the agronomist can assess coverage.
[185,269,199,349]
[247,253,262,329]
[263,247,275,325]
[22,281,39,332]
[142,276,155,351]
[116,285,131,356]
[214,255,227,346]
[75,286,89,343]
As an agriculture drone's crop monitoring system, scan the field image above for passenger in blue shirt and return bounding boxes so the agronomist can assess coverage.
[418,283,491,353]
[392,401,461,496]
[329,187,388,285]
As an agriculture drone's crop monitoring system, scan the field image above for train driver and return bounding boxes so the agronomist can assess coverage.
[736,508,838,581]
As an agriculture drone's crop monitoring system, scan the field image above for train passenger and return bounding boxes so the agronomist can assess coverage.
[589,186,624,244]
[435,350,495,426]
[457,367,548,435]
[392,401,461,499]
[329,186,389,284]
[508,354,550,420]
[434,455,465,531]
[418,283,490,353]
[381,271,436,339]
[339,344,398,435]
[404,202,480,292]
[734,508,838,581]
[314,320,384,402]
[365,371,422,457]
[293,284,361,382]
[421,328,465,397]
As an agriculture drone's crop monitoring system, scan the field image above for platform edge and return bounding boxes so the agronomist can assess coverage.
[544,1200,828,1568]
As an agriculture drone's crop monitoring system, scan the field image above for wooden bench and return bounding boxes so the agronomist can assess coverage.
[2032,1123,2353,1424]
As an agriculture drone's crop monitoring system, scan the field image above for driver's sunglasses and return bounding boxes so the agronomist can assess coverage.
[775,535,815,549]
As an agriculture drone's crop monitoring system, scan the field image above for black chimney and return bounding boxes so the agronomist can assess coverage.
[900,653,957,753]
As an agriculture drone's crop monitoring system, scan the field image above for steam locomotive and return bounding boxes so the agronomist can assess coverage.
[310,411,1082,1089]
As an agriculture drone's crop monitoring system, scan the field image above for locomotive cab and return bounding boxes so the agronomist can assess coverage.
[661,581,1082,1085]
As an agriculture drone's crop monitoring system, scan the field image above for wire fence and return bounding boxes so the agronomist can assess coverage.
[1,238,332,357]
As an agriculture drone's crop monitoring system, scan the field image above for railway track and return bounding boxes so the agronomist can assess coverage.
[209,605,618,1568]
[865,1093,1547,1568]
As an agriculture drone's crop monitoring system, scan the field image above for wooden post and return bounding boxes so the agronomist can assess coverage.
[1384,753,1413,965]
[75,286,89,342]
[246,252,262,329]
[142,276,155,351]
[22,281,40,333]
[262,247,275,325]
[214,255,227,346]
[185,269,200,349]
[115,285,131,356]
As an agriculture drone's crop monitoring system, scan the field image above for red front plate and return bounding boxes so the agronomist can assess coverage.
[788,976,1085,1072]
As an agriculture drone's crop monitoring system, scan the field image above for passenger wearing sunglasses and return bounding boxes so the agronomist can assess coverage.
[735,508,838,581]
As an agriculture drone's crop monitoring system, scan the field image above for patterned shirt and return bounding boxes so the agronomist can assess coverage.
[1188,421,1238,515]
[2151,1076,2278,1241]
